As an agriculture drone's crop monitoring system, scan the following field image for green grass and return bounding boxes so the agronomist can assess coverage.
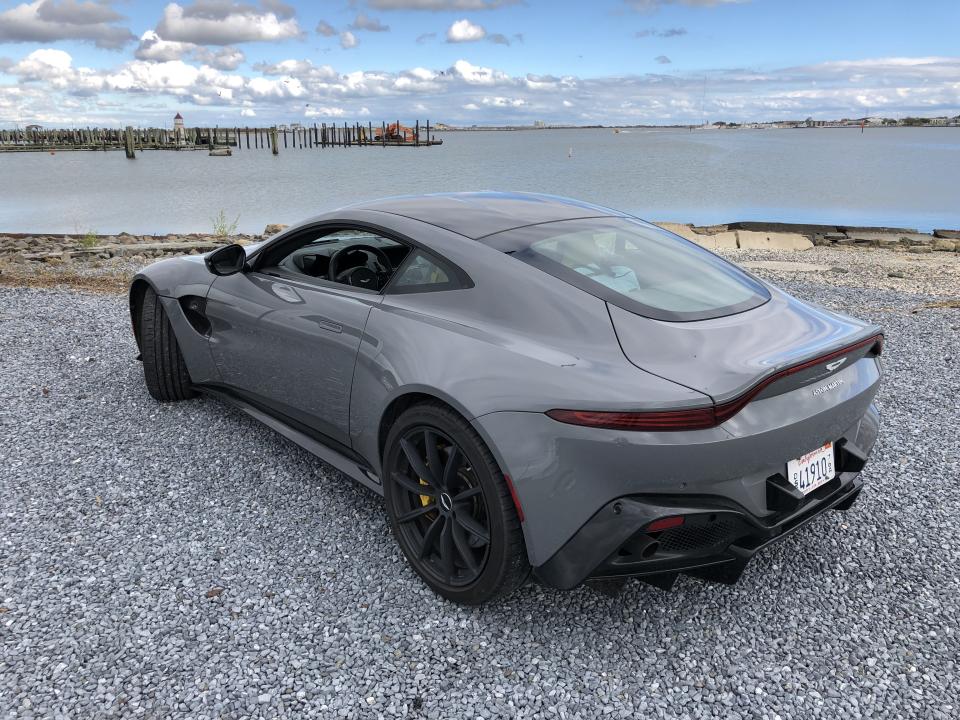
[80,230,98,248]
[211,210,240,237]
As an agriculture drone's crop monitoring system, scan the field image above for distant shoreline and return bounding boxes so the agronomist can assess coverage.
[436,124,959,132]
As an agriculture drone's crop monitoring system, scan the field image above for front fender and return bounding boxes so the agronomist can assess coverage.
[129,256,220,384]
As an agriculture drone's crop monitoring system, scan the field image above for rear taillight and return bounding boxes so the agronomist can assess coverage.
[547,333,884,432]
[546,407,717,431]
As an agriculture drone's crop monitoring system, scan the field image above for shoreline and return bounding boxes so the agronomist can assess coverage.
[1,221,958,298]
[2,220,958,261]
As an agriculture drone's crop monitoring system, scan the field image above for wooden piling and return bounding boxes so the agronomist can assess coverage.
[123,125,135,158]
[270,127,278,155]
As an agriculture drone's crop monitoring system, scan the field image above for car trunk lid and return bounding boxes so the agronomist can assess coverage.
[608,289,882,407]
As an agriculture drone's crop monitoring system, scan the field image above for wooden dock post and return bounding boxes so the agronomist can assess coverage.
[415,120,420,147]
[123,125,136,158]
[270,126,279,155]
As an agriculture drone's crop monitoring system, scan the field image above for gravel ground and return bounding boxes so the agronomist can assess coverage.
[1,267,959,719]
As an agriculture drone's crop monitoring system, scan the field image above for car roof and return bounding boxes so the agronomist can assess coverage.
[348,192,627,240]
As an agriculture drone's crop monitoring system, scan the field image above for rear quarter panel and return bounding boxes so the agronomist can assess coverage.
[346,214,710,475]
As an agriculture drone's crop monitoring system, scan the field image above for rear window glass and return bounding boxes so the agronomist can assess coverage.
[483,217,770,321]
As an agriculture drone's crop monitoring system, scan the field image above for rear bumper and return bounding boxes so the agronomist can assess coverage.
[535,448,867,590]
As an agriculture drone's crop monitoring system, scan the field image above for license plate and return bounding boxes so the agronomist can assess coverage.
[787,442,835,495]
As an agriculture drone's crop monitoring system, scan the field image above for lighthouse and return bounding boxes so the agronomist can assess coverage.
[174,112,185,145]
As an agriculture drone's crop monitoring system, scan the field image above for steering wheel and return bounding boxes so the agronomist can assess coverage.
[327,244,392,290]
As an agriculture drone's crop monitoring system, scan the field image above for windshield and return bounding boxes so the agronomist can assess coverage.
[483,216,770,322]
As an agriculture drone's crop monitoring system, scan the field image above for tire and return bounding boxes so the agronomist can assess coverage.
[383,402,530,605]
[139,287,197,402]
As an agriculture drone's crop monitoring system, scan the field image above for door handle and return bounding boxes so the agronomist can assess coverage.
[308,315,342,333]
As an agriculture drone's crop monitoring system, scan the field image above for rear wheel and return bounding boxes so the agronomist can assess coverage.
[139,287,197,402]
[383,403,529,604]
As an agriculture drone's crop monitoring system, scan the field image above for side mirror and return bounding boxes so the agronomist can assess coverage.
[205,244,247,276]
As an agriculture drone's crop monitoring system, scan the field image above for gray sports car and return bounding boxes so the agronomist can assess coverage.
[130,192,883,604]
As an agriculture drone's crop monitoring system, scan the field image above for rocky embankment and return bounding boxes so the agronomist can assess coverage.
[0,225,284,292]
[656,221,960,252]
[1,221,958,296]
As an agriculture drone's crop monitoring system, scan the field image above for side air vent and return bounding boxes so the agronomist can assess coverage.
[179,296,211,336]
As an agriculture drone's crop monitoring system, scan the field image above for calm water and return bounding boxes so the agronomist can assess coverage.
[0,127,957,234]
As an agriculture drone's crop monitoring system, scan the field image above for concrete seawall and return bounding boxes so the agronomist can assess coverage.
[654,222,960,253]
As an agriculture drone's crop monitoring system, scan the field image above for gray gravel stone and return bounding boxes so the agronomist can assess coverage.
[1,276,958,719]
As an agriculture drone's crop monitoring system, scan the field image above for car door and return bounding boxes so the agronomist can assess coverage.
[203,242,385,448]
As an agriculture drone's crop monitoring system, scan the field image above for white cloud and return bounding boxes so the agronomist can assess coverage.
[450,59,510,85]
[481,95,525,107]
[625,0,748,10]
[447,19,485,43]
[134,29,194,62]
[316,20,337,37]
[368,0,519,9]
[0,0,134,49]
[305,105,347,117]
[240,107,256,116]
[340,30,358,49]
[10,48,74,80]
[104,60,201,93]
[135,30,246,70]
[194,46,245,71]
[2,50,957,127]
[156,1,302,45]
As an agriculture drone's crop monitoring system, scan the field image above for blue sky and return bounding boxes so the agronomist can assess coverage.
[1,0,958,127]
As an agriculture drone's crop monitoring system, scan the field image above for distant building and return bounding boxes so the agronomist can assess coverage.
[173,112,185,144]
[25,124,42,132]
[533,120,546,128]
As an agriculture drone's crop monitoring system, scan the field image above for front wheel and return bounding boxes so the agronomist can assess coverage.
[139,286,197,403]
[383,403,529,605]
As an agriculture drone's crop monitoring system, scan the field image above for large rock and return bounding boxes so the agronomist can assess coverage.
[654,222,694,237]
[263,223,289,237]
[933,229,960,240]
[728,221,839,236]
[932,238,957,252]
[735,231,813,251]
[845,231,932,247]
[654,222,738,250]
[694,231,739,251]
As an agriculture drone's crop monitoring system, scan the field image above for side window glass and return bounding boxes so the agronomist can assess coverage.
[390,251,458,293]
[268,228,411,292]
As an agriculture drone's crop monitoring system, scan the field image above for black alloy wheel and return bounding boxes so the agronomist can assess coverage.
[383,403,529,604]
